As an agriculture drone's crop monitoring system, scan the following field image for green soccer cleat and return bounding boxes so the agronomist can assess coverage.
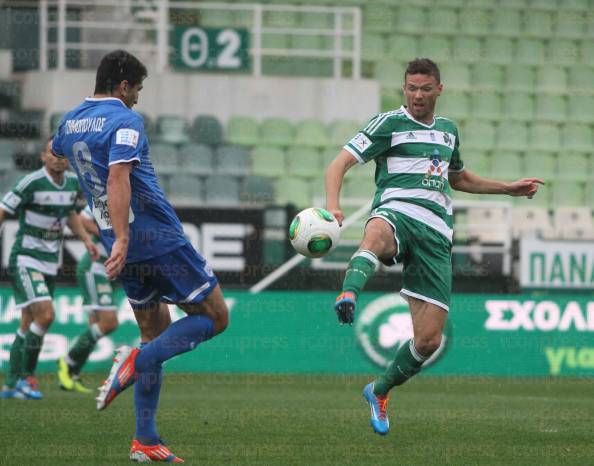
[72,378,92,394]
[57,357,75,391]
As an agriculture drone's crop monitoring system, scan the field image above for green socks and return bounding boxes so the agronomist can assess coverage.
[342,249,379,298]
[373,339,427,396]
[66,323,103,374]
[22,323,46,378]
[5,330,25,388]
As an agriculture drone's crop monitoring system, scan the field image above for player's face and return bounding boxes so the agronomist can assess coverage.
[120,80,144,109]
[403,74,443,123]
[41,140,69,173]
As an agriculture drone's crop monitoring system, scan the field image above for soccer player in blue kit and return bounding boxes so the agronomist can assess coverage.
[52,50,229,463]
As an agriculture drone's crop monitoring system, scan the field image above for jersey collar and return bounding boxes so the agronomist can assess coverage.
[400,105,436,129]
[43,167,66,189]
[85,97,127,107]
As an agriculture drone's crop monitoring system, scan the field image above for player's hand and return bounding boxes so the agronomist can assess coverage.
[506,178,545,199]
[105,238,128,280]
[327,208,344,226]
[85,240,100,262]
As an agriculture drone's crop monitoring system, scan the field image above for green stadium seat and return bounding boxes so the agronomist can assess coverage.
[205,175,240,205]
[380,92,403,112]
[547,39,579,65]
[155,115,189,145]
[515,39,546,65]
[0,110,42,138]
[451,37,482,63]
[567,68,594,94]
[386,35,418,61]
[292,35,329,51]
[251,147,285,177]
[294,120,329,148]
[465,0,494,7]
[484,38,514,64]
[264,11,299,28]
[260,118,293,147]
[491,10,521,36]
[262,33,290,50]
[233,10,253,28]
[557,154,590,181]
[239,175,275,205]
[528,123,561,152]
[215,145,250,176]
[466,151,490,174]
[524,152,556,180]
[512,186,551,208]
[200,10,232,27]
[394,7,426,35]
[49,112,65,134]
[427,8,458,34]
[566,95,594,124]
[226,116,259,147]
[308,176,326,204]
[191,115,224,146]
[524,11,553,36]
[490,152,523,180]
[504,65,535,92]
[178,143,214,175]
[364,6,396,33]
[471,64,504,91]
[534,95,566,123]
[438,0,464,6]
[150,143,179,175]
[580,40,594,64]
[348,160,376,180]
[0,81,20,109]
[300,11,333,29]
[459,8,491,35]
[343,176,376,200]
[362,33,386,62]
[137,112,155,140]
[470,92,501,120]
[286,146,321,177]
[503,92,534,122]
[499,0,528,8]
[168,174,204,203]
[328,120,360,147]
[551,182,585,206]
[563,0,589,10]
[555,11,584,38]
[561,124,592,152]
[535,65,567,93]
[276,177,311,207]
[495,121,529,151]
[437,91,470,121]
[374,61,406,91]
[440,63,471,91]
[418,36,452,62]
[461,121,496,150]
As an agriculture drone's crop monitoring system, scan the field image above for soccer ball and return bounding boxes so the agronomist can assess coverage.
[288,207,340,258]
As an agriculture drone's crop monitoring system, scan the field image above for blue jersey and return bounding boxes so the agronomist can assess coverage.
[52,97,186,264]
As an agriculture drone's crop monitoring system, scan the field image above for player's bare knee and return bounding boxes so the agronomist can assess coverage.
[213,301,229,335]
[36,308,55,330]
[98,312,119,335]
[414,334,442,357]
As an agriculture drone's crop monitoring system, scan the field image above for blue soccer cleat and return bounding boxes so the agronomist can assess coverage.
[335,291,356,325]
[0,385,27,400]
[16,376,43,400]
[96,345,139,411]
[363,382,390,435]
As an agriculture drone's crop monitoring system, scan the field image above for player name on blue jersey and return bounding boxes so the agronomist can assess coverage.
[64,117,107,134]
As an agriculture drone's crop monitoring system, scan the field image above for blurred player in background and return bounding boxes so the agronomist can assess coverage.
[57,206,118,393]
[52,50,229,463]
[325,58,544,436]
[0,138,98,400]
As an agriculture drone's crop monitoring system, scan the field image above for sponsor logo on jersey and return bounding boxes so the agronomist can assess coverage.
[350,132,372,153]
[356,294,450,368]
[422,150,446,191]
[406,132,416,140]
[2,192,21,210]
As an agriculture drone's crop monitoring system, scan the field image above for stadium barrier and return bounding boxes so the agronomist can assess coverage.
[1,288,593,377]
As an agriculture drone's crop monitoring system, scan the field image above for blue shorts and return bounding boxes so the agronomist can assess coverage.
[119,242,218,310]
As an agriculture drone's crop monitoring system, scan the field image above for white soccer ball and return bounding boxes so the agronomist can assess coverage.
[288,207,341,258]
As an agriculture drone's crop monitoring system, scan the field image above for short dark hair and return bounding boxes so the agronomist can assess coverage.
[405,58,440,84]
[94,50,147,94]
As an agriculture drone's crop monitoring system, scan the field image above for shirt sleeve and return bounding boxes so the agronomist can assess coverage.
[448,126,465,173]
[108,114,145,167]
[343,114,392,164]
[0,175,30,215]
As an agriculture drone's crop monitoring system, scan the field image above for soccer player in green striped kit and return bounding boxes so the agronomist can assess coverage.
[0,138,98,399]
[326,58,545,435]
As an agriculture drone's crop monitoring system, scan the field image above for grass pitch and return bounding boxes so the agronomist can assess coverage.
[1,373,593,465]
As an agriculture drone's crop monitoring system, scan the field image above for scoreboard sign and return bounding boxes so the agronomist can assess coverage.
[171,26,250,71]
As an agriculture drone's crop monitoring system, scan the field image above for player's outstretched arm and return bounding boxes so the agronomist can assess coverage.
[449,169,545,199]
[67,211,99,261]
[325,149,359,225]
[105,162,133,280]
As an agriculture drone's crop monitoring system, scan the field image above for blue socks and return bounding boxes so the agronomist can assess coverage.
[134,314,215,445]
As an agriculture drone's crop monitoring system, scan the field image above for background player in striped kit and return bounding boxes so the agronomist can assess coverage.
[0,138,98,400]
[326,58,544,435]
[57,206,118,393]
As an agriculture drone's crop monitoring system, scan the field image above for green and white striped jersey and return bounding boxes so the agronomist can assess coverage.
[1,168,80,275]
[344,105,465,242]
[77,206,109,277]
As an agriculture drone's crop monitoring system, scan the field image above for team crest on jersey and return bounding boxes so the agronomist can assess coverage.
[430,132,436,141]
[443,133,451,145]
[350,133,372,153]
